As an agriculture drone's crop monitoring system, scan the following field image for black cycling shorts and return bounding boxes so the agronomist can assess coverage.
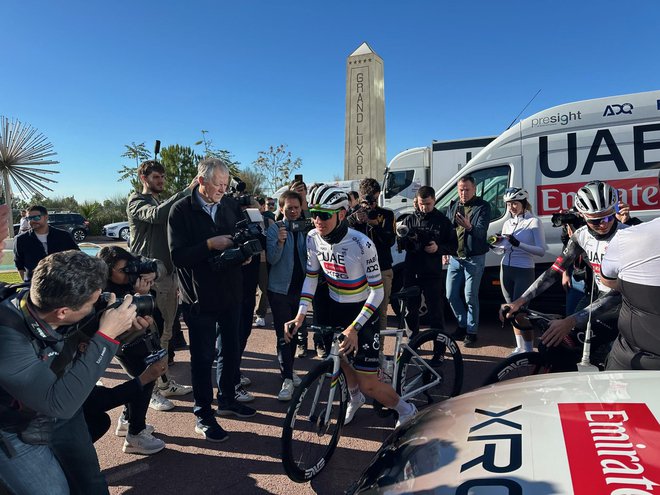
[320,298,380,374]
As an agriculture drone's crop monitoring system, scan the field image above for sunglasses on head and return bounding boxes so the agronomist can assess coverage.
[27,215,42,221]
[310,209,336,221]
[585,214,614,225]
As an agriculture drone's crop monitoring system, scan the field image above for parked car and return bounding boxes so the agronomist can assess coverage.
[102,221,130,242]
[13,211,90,243]
[347,370,660,494]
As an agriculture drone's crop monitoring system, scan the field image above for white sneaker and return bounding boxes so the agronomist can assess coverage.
[255,317,266,327]
[149,390,175,411]
[240,374,252,387]
[115,417,155,437]
[395,403,418,429]
[344,393,366,425]
[159,379,193,397]
[235,384,255,403]
[508,347,526,357]
[122,429,166,455]
[292,372,302,387]
[278,379,295,401]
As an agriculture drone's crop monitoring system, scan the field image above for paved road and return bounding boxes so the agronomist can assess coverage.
[96,311,515,495]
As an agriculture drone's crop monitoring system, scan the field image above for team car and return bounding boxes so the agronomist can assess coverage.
[102,221,130,242]
[347,370,660,494]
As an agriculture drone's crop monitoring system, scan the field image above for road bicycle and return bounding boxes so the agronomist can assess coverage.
[281,286,463,482]
[483,307,616,385]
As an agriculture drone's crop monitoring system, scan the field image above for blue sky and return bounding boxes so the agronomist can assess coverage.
[2,0,659,202]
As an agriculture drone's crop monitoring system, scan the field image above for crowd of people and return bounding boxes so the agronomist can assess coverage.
[0,156,658,493]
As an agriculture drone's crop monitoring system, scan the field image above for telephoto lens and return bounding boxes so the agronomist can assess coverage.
[97,292,155,317]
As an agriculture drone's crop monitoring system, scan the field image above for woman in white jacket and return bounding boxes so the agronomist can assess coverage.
[491,188,546,354]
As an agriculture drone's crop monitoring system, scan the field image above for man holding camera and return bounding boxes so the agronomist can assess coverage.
[0,251,143,494]
[13,205,79,282]
[168,157,256,443]
[347,178,396,332]
[400,186,457,337]
[128,160,195,406]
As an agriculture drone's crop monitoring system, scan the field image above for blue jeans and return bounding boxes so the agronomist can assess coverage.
[446,255,486,335]
[183,305,241,419]
[0,431,70,495]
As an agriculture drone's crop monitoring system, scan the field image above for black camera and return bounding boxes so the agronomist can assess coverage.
[122,258,158,285]
[227,177,252,206]
[210,217,263,270]
[551,208,585,229]
[396,222,444,252]
[96,292,155,317]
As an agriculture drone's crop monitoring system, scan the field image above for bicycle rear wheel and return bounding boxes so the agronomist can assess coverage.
[281,360,348,482]
[483,351,550,386]
[396,329,463,409]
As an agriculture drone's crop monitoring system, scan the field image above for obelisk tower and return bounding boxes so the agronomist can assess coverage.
[344,42,386,181]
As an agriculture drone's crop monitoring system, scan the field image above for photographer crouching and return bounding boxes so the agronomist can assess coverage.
[96,246,168,455]
[0,250,147,495]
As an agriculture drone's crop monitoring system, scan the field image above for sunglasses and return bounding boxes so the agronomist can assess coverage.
[310,209,336,221]
[585,214,614,226]
[27,215,42,221]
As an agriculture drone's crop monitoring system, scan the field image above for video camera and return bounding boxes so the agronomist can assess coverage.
[227,176,252,207]
[551,208,585,229]
[210,210,264,270]
[395,222,445,252]
[122,257,159,285]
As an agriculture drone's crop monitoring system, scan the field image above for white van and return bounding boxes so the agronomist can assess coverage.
[427,90,660,305]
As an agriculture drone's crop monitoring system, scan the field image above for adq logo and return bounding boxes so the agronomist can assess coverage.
[603,103,633,116]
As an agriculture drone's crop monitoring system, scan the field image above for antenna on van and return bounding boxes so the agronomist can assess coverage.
[505,89,542,130]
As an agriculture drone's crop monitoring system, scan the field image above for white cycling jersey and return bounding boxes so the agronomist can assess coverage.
[298,228,384,329]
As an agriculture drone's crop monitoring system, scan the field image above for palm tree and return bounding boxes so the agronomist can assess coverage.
[0,117,59,237]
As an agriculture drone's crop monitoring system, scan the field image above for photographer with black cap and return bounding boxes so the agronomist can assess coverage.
[0,250,146,495]
[96,246,169,455]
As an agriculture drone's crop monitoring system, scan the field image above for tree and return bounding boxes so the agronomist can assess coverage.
[194,130,241,176]
[159,145,202,198]
[237,166,266,197]
[252,144,302,195]
[117,142,151,192]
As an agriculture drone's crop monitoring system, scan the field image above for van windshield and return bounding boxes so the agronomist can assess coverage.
[384,170,414,199]
[435,165,511,221]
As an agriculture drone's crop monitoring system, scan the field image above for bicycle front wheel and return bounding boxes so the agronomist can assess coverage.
[483,351,549,386]
[281,360,348,482]
[396,329,463,409]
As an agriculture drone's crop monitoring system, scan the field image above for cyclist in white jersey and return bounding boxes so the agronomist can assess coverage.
[285,184,417,428]
[502,181,627,347]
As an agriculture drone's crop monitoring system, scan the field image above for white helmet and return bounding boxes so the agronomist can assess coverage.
[308,184,349,211]
[503,187,529,203]
[574,181,618,215]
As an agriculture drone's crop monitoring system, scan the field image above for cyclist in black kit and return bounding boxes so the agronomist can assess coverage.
[285,184,417,428]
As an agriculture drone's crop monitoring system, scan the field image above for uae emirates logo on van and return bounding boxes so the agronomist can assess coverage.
[603,103,633,116]
[559,403,660,495]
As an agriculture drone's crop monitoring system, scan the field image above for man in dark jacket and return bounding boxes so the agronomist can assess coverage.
[401,186,457,337]
[445,175,491,346]
[13,205,79,281]
[168,157,256,444]
[0,251,141,495]
[348,178,397,332]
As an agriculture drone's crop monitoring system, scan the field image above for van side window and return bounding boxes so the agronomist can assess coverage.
[435,165,511,222]
[384,170,415,199]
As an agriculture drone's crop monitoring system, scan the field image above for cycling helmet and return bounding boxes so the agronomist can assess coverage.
[574,181,618,215]
[308,184,349,211]
[503,187,529,203]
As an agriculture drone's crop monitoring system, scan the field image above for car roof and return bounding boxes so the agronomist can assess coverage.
[351,370,660,494]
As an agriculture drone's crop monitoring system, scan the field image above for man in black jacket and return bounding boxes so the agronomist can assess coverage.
[168,157,256,444]
[348,178,397,332]
[400,186,457,337]
[0,251,142,495]
[13,205,79,281]
[445,175,491,346]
